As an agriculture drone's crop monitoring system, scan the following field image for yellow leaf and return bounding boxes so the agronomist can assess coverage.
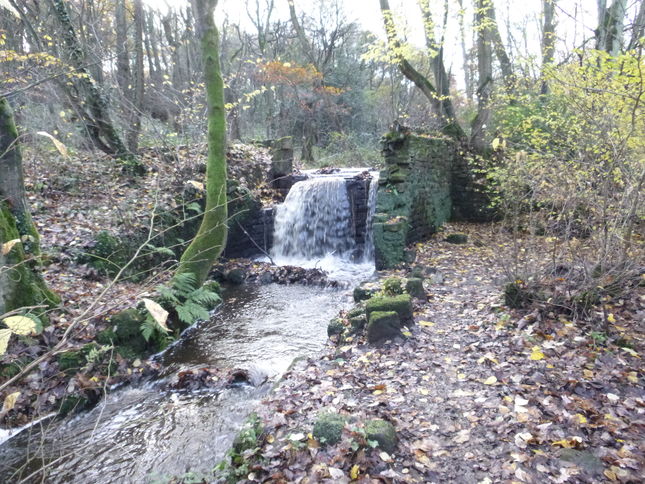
[607,313,616,323]
[373,390,384,395]
[621,347,639,357]
[604,469,617,481]
[492,138,500,150]
[402,330,412,337]
[186,180,205,191]
[36,131,69,158]
[574,414,587,424]
[142,298,170,332]
[530,346,545,361]
[1,239,20,255]
[3,315,38,336]
[419,388,429,395]
[419,320,434,327]
[0,329,11,355]
[627,372,638,383]
[2,391,20,413]
[483,376,497,385]
[266,434,275,443]
[350,464,360,480]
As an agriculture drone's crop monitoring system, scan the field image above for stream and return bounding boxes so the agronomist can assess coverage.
[0,283,359,482]
[0,170,378,482]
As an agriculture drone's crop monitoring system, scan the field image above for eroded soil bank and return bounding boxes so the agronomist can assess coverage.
[229,223,644,483]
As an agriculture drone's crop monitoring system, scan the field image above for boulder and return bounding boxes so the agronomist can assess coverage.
[353,282,379,302]
[225,268,246,285]
[365,419,397,453]
[349,315,367,333]
[366,294,413,325]
[313,412,346,445]
[367,311,401,344]
[327,318,345,337]
[405,277,425,299]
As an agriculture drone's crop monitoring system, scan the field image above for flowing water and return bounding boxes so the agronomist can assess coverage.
[0,170,378,483]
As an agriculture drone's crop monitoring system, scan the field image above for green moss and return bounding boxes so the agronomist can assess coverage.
[382,277,404,296]
[365,419,397,453]
[367,311,401,344]
[366,294,413,325]
[313,412,346,445]
[327,318,345,337]
[0,202,59,314]
[405,277,425,299]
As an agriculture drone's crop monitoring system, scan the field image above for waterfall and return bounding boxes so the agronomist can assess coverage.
[271,177,355,260]
[363,172,379,262]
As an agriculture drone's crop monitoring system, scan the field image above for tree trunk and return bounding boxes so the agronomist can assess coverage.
[628,0,644,50]
[418,0,458,120]
[127,0,145,152]
[175,0,228,287]
[0,98,59,314]
[471,0,494,151]
[597,0,628,55]
[379,0,465,139]
[115,0,131,96]
[540,0,557,95]
[456,0,474,103]
[50,0,143,173]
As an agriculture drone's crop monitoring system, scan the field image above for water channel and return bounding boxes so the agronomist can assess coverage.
[0,170,378,482]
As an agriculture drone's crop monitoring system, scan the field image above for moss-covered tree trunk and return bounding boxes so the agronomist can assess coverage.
[175,0,227,287]
[0,97,59,314]
[50,0,143,174]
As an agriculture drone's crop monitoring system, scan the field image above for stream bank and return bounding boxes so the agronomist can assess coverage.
[225,223,644,483]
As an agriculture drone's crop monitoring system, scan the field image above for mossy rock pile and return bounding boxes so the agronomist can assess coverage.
[367,311,402,344]
[366,293,413,325]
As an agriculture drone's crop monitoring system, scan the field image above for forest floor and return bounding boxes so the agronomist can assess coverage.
[236,223,644,484]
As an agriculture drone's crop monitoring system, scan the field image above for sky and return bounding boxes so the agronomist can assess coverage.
[141,0,640,86]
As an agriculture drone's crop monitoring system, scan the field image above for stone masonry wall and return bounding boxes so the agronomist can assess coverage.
[373,133,453,269]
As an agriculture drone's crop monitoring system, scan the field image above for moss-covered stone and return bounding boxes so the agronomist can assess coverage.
[367,311,401,344]
[382,277,404,296]
[405,277,425,299]
[349,315,367,333]
[327,318,345,337]
[445,233,468,244]
[347,305,365,319]
[313,412,346,445]
[353,283,379,302]
[366,294,413,325]
[365,419,397,453]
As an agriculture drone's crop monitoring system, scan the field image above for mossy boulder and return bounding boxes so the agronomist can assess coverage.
[226,268,246,285]
[405,277,425,299]
[445,233,468,244]
[367,311,401,344]
[347,305,365,319]
[365,419,397,453]
[327,318,345,337]
[382,277,404,296]
[349,315,367,333]
[313,412,347,446]
[366,294,413,325]
[353,282,379,302]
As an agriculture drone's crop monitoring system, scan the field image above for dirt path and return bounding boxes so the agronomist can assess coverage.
[238,224,643,483]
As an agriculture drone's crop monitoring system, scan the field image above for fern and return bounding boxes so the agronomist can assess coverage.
[172,273,198,298]
[190,287,221,308]
[176,301,210,325]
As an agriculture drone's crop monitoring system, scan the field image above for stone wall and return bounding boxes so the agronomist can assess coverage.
[373,133,454,269]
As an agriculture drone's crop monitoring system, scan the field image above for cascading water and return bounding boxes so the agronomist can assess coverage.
[272,177,355,260]
[363,173,380,263]
[269,171,378,282]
